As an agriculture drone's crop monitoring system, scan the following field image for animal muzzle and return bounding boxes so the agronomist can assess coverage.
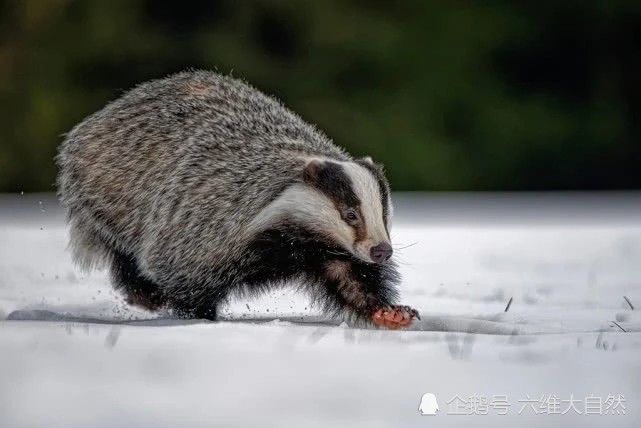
[370,242,393,263]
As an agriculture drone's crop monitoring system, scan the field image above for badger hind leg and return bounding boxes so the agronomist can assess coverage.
[109,250,166,312]
[64,209,166,312]
[173,303,218,321]
[165,282,221,320]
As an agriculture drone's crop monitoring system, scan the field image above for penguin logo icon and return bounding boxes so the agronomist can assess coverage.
[418,393,439,415]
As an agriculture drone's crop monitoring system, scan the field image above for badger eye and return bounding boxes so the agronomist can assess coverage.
[345,210,358,222]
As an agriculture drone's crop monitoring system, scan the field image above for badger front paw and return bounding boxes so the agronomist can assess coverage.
[371,305,420,329]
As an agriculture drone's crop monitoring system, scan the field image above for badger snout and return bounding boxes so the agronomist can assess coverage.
[370,242,393,263]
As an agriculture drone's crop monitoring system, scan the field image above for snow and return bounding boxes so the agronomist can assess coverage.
[1,193,641,427]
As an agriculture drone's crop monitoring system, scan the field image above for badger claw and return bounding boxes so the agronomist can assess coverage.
[371,305,420,329]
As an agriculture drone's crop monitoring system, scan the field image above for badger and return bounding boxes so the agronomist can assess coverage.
[57,70,419,329]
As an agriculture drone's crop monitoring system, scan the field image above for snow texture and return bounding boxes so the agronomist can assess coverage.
[1,193,641,427]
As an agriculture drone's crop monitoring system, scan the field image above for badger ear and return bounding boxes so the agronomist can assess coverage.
[303,159,323,185]
[357,156,384,172]
[361,156,374,165]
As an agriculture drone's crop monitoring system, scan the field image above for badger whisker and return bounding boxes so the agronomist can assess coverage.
[326,250,350,257]
[393,242,419,250]
[392,255,412,266]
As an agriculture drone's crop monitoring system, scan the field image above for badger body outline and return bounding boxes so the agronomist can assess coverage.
[57,70,417,326]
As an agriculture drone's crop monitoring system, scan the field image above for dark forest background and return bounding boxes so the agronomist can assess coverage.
[0,0,640,192]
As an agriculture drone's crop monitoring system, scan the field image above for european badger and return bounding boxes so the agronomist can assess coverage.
[57,70,419,329]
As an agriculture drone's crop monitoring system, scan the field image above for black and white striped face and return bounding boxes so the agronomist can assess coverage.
[246,157,394,263]
[299,157,394,263]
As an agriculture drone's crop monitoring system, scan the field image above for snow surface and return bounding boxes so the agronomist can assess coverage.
[1,193,641,427]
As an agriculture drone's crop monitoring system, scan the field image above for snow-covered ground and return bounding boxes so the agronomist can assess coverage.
[1,193,640,427]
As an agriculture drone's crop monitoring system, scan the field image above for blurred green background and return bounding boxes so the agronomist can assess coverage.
[0,0,640,192]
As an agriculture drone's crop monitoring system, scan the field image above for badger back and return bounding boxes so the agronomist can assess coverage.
[57,71,364,267]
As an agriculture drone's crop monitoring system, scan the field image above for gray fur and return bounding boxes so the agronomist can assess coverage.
[57,70,398,319]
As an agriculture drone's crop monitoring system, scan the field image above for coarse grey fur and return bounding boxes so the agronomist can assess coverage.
[57,70,407,323]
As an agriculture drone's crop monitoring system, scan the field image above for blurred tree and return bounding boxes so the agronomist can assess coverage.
[0,0,639,192]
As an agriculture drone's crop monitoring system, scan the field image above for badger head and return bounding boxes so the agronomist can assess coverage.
[246,155,394,264]
[248,155,394,264]
[299,157,393,263]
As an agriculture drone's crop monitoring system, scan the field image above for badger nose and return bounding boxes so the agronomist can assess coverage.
[370,243,393,263]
